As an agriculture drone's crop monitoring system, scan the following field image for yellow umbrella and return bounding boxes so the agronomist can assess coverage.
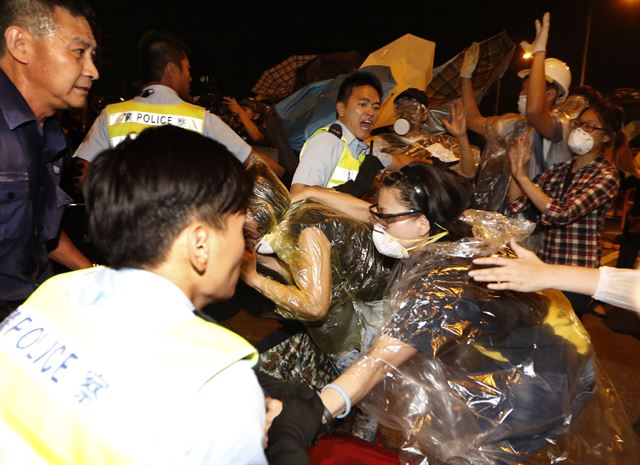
[360,33,436,128]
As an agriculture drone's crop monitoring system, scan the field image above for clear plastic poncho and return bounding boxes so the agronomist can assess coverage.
[472,94,589,213]
[348,210,638,464]
[245,158,390,356]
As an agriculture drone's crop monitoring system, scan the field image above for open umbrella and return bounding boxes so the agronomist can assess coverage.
[421,31,515,134]
[275,65,397,151]
[360,33,436,129]
[294,50,364,91]
[251,54,317,101]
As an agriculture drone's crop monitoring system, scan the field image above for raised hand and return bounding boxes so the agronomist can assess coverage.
[520,12,550,55]
[443,100,467,137]
[460,42,480,79]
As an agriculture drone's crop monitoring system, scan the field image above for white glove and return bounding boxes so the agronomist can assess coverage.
[459,42,479,79]
[520,12,550,55]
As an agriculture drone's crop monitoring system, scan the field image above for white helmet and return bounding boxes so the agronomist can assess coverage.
[518,58,571,102]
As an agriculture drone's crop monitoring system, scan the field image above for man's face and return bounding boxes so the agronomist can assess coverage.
[28,6,98,114]
[204,212,246,302]
[394,97,428,126]
[336,85,381,141]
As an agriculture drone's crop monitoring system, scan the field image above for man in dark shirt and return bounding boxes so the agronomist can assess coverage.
[0,0,98,316]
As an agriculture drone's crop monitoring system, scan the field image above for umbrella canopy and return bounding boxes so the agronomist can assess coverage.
[428,31,515,108]
[360,33,436,129]
[422,31,515,134]
[252,54,317,101]
[294,50,364,91]
[275,65,397,151]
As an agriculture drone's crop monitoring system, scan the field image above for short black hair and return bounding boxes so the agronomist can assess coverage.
[382,163,471,234]
[85,125,250,269]
[0,0,95,55]
[336,70,383,104]
[137,30,190,84]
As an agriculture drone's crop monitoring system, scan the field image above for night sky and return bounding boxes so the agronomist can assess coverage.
[87,0,639,115]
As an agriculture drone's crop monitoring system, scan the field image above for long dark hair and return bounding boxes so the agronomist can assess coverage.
[381,163,472,235]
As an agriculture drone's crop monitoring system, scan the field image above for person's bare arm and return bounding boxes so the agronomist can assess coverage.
[468,239,599,294]
[459,42,486,136]
[443,99,477,178]
[320,335,417,417]
[241,227,332,321]
[387,153,417,171]
[48,230,92,269]
[521,13,557,140]
[290,185,371,222]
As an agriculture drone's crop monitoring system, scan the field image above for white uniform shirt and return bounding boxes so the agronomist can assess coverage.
[74,85,251,164]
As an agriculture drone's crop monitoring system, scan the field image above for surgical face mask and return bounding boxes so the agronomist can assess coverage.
[394,118,410,135]
[372,223,448,259]
[254,232,276,255]
[568,128,595,156]
[517,95,527,115]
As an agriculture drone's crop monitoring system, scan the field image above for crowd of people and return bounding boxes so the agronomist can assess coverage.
[0,1,638,464]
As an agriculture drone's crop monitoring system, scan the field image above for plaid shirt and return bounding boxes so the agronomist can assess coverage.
[510,155,620,267]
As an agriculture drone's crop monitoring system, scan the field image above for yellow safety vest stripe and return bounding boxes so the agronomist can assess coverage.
[0,269,257,465]
[472,289,591,362]
[301,126,365,188]
[106,100,206,147]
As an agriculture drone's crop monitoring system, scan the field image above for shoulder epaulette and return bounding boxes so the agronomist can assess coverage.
[327,123,343,139]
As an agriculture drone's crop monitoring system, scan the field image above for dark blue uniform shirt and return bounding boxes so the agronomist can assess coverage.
[0,68,70,303]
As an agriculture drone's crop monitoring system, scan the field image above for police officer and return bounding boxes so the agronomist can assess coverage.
[290,71,409,199]
[73,30,283,183]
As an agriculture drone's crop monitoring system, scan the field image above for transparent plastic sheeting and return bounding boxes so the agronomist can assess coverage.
[344,210,639,464]
[245,158,390,355]
[472,95,590,213]
[374,132,464,164]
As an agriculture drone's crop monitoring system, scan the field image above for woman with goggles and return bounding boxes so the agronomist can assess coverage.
[296,163,609,464]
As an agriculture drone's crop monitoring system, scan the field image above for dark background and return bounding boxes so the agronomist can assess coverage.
[86,0,639,115]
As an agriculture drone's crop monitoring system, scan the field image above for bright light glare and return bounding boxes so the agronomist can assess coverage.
[522,52,532,60]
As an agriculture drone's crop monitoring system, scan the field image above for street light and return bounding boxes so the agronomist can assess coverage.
[579,2,593,86]
[581,0,640,85]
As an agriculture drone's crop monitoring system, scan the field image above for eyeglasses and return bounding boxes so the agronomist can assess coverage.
[394,101,427,114]
[369,204,420,226]
[569,119,604,133]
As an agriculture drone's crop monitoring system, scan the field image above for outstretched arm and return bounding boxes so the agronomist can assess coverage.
[469,239,598,294]
[320,334,417,418]
[290,186,372,222]
[521,12,558,140]
[48,231,92,269]
[443,99,477,178]
[459,42,486,136]
[241,227,332,321]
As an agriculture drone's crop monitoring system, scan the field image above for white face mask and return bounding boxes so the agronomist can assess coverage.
[568,128,595,156]
[517,95,527,115]
[372,223,448,259]
[393,118,411,135]
[254,232,276,255]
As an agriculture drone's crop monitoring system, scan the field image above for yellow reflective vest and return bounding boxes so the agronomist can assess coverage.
[301,126,365,188]
[0,269,257,465]
[105,100,206,147]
